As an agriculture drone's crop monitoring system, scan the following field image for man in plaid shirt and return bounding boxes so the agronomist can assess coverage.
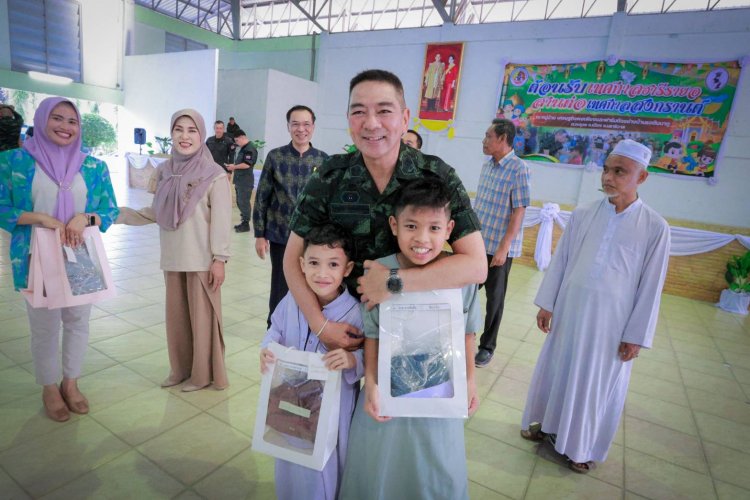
[252,105,328,327]
[474,118,531,367]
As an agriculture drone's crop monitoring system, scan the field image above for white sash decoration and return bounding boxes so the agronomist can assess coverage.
[522,205,750,270]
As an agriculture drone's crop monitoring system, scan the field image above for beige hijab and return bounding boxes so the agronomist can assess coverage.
[151,109,225,231]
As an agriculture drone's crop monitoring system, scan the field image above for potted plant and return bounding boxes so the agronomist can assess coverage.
[717,250,750,315]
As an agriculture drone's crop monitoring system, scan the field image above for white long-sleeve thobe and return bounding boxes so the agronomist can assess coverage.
[261,289,364,500]
[522,197,670,463]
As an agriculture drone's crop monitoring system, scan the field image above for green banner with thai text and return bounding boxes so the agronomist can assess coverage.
[498,60,740,178]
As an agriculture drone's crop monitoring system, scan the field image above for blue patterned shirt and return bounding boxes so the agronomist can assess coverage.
[0,149,119,290]
[252,142,328,244]
[474,151,531,258]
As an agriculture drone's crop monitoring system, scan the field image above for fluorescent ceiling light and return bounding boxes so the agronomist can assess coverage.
[28,71,73,85]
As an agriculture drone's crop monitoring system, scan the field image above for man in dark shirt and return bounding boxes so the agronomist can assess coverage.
[227,129,258,232]
[205,120,235,173]
[226,117,241,137]
[0,104,23,152]
[252,105,328,326]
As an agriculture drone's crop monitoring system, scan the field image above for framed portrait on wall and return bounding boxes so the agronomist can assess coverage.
[418,42,465,123]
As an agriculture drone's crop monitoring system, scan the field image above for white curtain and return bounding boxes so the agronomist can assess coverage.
[524,205,750,270]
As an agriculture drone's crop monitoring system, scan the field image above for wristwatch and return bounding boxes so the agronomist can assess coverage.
[386,269,403,294]
[85,213,95,227]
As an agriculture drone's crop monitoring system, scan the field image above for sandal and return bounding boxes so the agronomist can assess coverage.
[520,423,546,441]
[567,459,594,474]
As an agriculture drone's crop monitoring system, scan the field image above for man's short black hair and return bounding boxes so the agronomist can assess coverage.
[394,177,451,218]
[214,120,224,126]
[286,105,316,123]
[405,129,423,149]
[349,69,405,108]
[303,224,353,261]
[234,129,247,138]
[490,118,515,147]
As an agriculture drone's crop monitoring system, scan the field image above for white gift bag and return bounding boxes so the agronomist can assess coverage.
[378,289,468,419]
[252,342,342,471]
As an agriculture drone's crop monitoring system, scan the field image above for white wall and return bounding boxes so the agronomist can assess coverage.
[80,0,125,89]
[216,69,269,148]
[263,70,319,154]
[132,19,166,55]
[311,10,750,228]
[120,50,219,152]
[216,69,319,159]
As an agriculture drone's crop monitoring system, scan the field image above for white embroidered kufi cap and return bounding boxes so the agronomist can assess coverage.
[610,139,652,168]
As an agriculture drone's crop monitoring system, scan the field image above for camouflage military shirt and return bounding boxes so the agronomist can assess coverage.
[289,143,481,296]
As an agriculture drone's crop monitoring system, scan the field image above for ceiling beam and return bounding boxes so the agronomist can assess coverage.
[431,0,452,22]
[289,0,328,31]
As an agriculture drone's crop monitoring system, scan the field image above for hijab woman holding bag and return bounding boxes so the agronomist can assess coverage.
[119,109,232,392]
[0,97,119,422]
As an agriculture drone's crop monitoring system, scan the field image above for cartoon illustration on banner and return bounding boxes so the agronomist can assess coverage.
[415,42,465,138]
[498,60,740,178]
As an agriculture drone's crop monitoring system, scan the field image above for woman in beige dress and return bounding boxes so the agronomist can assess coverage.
[119,109,232,391]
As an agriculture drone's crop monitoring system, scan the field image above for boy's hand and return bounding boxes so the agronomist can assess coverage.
[364,383,391,423]
[322,349,355,371]
[468,380,480,416]
[259,348,276,374]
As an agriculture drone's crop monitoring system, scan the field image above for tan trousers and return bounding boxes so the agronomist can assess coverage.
[164,271,228,389]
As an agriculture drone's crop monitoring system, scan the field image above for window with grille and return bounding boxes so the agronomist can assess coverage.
[8,0,82,83]
[165,32,208,53]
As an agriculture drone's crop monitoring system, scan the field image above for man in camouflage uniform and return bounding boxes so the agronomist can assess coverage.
[285,69,487,351]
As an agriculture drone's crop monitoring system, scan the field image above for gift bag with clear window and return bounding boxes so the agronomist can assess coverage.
[22,226,116,309]
[378,289,468,418]
[252,342,342,470]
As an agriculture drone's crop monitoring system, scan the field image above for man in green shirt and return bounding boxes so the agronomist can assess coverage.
[285,69,487,351]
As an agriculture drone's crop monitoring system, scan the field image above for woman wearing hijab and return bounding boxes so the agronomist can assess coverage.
[119,109,232,392]
[0,97,119,422]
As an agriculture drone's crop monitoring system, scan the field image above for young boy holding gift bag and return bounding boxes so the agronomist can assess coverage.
[259,224,364,500]
[339,177,480,500]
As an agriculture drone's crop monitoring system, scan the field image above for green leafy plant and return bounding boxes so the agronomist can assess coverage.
[725,251,750,293]
[250,139,266,150]
[145,141,155,155]
[81,113,116,152]
[154,136,172,154]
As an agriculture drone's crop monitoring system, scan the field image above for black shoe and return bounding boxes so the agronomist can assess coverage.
[475,348,493,367]
[235,221,250,233]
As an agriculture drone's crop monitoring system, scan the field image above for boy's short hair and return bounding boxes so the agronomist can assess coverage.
[214,120,224,126]
[234,129,247,138]
[394,177,451,218]
[303,224,353,261]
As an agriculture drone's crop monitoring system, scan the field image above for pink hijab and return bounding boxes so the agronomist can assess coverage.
[23,97,87,224]
[152,109,225,231]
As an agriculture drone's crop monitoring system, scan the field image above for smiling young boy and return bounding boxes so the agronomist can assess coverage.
[339,177,480,500]
[259,224,364,500]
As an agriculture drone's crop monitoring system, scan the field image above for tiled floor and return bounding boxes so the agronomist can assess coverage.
[1,157,749,499]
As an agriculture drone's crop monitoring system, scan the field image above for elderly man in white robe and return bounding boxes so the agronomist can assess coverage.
[520,139,670,474]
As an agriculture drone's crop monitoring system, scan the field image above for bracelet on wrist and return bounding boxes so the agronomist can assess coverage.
[316,318,329,337]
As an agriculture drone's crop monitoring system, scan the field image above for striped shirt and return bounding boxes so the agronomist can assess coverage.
[474,151,531,258]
